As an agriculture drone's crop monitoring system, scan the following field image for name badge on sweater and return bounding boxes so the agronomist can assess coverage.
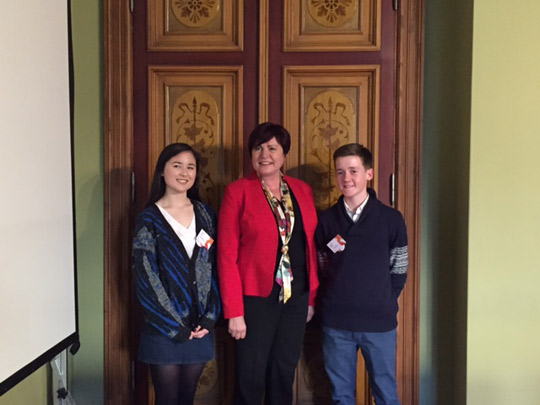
[196,229,214,249]
[327,234,346,253]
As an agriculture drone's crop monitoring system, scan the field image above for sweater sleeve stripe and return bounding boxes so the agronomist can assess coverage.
[389,245,408,274]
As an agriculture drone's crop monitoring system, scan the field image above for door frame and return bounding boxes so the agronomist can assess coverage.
[103,1,424,403]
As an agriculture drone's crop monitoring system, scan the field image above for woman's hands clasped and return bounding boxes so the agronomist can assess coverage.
[189,325,210,340]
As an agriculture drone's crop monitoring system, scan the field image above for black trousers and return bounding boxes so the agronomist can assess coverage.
[234,283,309,405]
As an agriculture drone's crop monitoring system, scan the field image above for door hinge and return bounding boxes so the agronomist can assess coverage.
[130,0,134,13]
[393,0,399,11]
[131,171,135,203]
[390,173,396,207]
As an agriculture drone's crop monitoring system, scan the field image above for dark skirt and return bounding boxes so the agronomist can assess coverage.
[138,330,215,365]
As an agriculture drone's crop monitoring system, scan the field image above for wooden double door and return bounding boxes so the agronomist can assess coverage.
[131,1,400,404]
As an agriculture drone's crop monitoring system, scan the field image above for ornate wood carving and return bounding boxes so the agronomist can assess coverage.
[283,65,380,211]
[148,66,243,210]
[171,0,220,27]
[284,0,381,52]
[148,0,243,51]
[308,0,358,28]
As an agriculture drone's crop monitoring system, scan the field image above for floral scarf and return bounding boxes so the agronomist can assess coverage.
[261,175,295,303]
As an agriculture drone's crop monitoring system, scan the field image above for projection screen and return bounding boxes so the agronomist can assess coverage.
[0,0,79,395]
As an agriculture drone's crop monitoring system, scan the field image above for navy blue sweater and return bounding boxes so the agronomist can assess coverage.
[132,201,221,342]
[315,189,408,332]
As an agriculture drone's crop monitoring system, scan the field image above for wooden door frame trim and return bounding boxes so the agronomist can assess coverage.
[104,1,133,404]
[395,1,424,403]
[103,1,424,403]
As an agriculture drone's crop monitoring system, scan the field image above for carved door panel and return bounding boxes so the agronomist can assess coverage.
[132,1,396,404]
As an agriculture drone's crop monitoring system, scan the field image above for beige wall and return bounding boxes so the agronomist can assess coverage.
[467,1,540,403]
[422,1,540,403]
[0,368,47,405]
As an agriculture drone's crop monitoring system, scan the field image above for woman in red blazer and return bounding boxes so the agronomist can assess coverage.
[218,122,319,404]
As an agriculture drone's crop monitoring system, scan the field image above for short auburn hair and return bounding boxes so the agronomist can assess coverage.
[333,143,373,170]
[248,122,291,156]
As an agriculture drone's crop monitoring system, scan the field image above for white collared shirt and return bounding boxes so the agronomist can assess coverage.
[343,195,369,223]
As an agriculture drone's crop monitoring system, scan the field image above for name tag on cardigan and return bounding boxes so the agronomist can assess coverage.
[196,229,214,250]
[327,234,346,253]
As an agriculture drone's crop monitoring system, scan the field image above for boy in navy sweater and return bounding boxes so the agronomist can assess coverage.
[315,144,408,405]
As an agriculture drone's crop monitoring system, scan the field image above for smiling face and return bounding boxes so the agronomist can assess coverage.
[335,155,374,205]
[162,151,197,196]
[251,137,286,180]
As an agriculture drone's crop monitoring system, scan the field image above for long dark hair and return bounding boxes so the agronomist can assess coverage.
[146,143,201,207]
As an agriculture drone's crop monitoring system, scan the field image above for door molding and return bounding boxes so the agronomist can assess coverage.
[103,1,424,403]
[395,1,424,403]
[104,1,133,404]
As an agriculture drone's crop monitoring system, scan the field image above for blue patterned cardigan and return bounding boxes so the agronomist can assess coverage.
[132,201,221,343]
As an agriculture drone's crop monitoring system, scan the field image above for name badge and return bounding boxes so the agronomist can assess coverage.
[327,234,346,253]
[196,229,214,250]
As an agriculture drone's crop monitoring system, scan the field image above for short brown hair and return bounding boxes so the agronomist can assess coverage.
[248,122,291,156]
[333,143,373,170]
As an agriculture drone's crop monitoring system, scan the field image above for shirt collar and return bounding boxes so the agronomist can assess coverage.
[343,195,369,221]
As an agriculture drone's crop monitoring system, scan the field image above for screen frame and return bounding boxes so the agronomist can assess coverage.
[0,0,79,395]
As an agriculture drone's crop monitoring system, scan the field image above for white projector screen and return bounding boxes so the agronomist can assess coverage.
[0,0,78,395]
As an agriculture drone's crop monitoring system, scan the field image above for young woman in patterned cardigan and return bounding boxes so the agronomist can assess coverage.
[132,143,220,405]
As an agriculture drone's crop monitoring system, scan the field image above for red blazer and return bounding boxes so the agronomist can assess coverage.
[217,172,319,319]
